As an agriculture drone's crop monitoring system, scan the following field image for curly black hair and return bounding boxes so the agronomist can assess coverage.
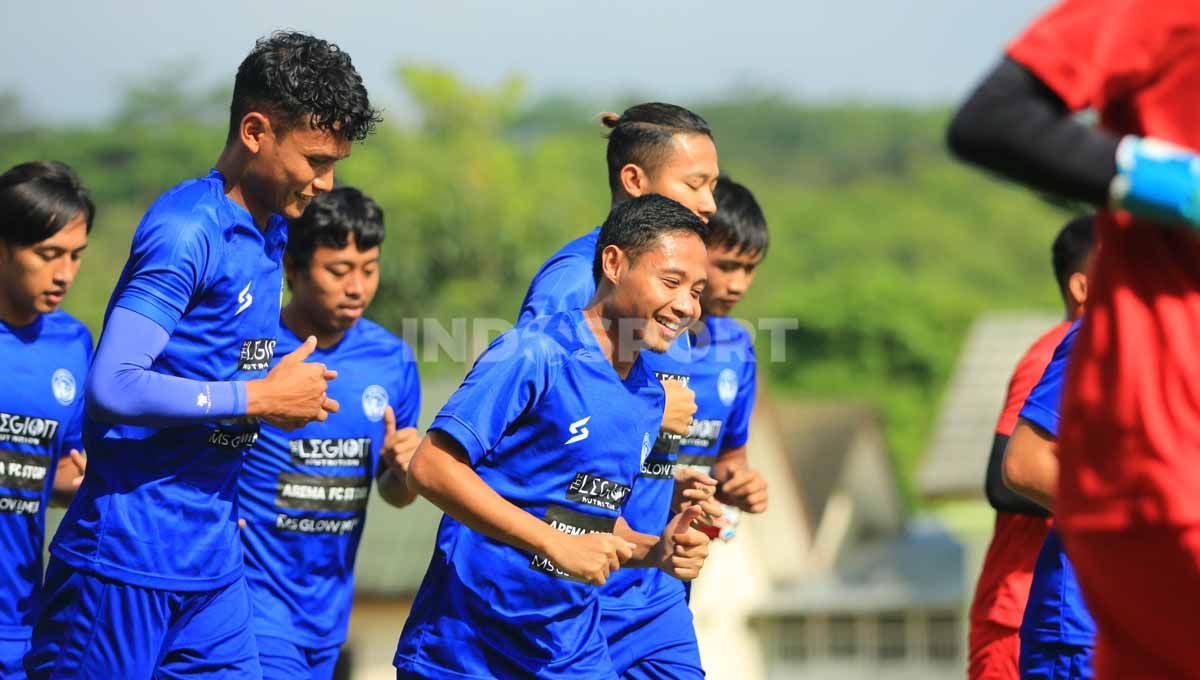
[228,31,380,143]
[286,186,386,269]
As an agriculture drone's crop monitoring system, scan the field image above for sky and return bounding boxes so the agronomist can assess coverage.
[1,1,1053,124]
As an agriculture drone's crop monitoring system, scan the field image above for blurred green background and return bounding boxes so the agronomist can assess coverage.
[0,66,1072,502]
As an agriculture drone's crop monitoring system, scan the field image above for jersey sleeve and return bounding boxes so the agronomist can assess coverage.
[720,342,758,451]
[61,328,94,455]
[429,330,558,466]
[1007,0,1175,112]
[113,216,217,335]
[517,256,596,325]
[1019,322,1081,438]
[391,341,421,430]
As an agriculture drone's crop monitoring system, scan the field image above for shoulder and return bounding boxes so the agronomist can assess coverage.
[712,317,756,357]
[42,310,94,354]
[1015,320,1072,379]
[135,175,228,245]
[354,318,416,362]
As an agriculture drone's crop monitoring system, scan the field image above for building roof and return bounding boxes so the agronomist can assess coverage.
[918,311,1062,500]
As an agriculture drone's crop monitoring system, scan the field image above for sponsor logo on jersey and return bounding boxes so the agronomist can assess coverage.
[274,512,362,535]
[565,472,630,512]
[680,418,723,449]
[361,385,388,423]
[0,450,50,491]
[529,505,616,582]
[651,371,688,455]
[207,426,259,450]
[717,368,739,406]
[0,493,40,516]
[564,416,591,445]
[51,368,76,406]
[675,453,714,474]
[235,281,254,316]
[275,473,371,513]
[289,437,372,468]
[640,455,677,480]
[0,413,59,448]
[238,338,277,371]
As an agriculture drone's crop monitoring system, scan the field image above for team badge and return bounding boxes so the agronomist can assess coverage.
[362,385,388,422]
[51,368,76,406]
[640,432,652,465]
[717,368,739,406]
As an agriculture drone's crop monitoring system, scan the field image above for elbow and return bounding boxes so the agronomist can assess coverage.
[946,100,995,166]
[84,372,130,424]
[1001,447,1032,498]
[406,446,433,500]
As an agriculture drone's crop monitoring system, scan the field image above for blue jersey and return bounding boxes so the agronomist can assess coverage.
[52,170,287,591]
[1018,319,1096,646]
[394,310,665,679]
[240,318,419,648]
[516,227,599,325]
[676,315,757,472]
[0,312,91,638]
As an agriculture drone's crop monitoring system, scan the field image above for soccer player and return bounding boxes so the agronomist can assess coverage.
[239,187,420,679]
[26,33,378,679]
[0,161,93,679]
[968,216,1093,680]
[517,103,723,678]
[949,2,1200,675]
[1002,321,1091,679]
[394,194,714,679]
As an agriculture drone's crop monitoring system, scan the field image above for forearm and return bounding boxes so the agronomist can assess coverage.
[87,307,246,426]
[614,516,660,567]
[712,446,748,479]
[375,468,418,509]
[948,56,1118,205]
[408,432,558,555]
[1001,423,1058,512]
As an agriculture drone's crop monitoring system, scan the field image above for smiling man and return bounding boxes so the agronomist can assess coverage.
[395,194,713,679]
[27,32,379,679]
[238,187,421,680]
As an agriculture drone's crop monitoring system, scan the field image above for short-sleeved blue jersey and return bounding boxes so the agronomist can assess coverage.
[676,315,757,471]
[1018,319,1096,646]
[0,311,91,639]
[240,318,419,648]
[516,227,600,325]
[394,310,665,679]
[52,170,287,591]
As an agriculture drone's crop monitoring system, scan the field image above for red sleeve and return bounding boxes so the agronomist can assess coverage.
[995,322,1072,436]
[1006,0,1176,112]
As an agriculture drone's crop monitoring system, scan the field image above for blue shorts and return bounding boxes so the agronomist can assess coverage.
[257,635,340,680]
[25,557,261,679]
[0,639,29,680]
[601,595,704,680]
[1019,639,1094,680]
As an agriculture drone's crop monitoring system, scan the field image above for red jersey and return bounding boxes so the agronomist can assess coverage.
[970,322,1069,630]
[1009,0,1200,529]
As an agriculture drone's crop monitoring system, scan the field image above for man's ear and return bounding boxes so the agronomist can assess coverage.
[237,112,273,154]
[618,163,650,198]
[282,253,301,290]
[1067,271,1088,308]
[600,244,627,286]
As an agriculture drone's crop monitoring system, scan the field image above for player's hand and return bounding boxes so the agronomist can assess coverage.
[671,467,721,519]
[247,336,339,430]
[659,379,697,436]
[380,405,420,478]
[544,533,636,586]
[653,506,710,581]
[52,449,86,496]
[717,466,768,514]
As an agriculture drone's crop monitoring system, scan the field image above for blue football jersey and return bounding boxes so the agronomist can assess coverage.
[52,170,287,591]
[676,315,757,472]
[240,318,419,648]
[394,310,665,679]
[0,311,91,638]
[1018,319,1096,646]
[516,227,600,325]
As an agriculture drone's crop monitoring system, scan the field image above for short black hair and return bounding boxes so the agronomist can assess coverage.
[593,194,708,283]
[286,187,386,269]
[0,161,95,246]
[601,103,713,195]
[1052,215,1095,293]
[707,176,769,257]
[228,31,380,144]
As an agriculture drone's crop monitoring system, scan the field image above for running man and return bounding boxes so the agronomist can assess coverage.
[395,194,713,679]
[968,216,1093,680]
[239,187,420,679]
[27,32,378,679]
[0,161,93,679]
[950,1,1200,675]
